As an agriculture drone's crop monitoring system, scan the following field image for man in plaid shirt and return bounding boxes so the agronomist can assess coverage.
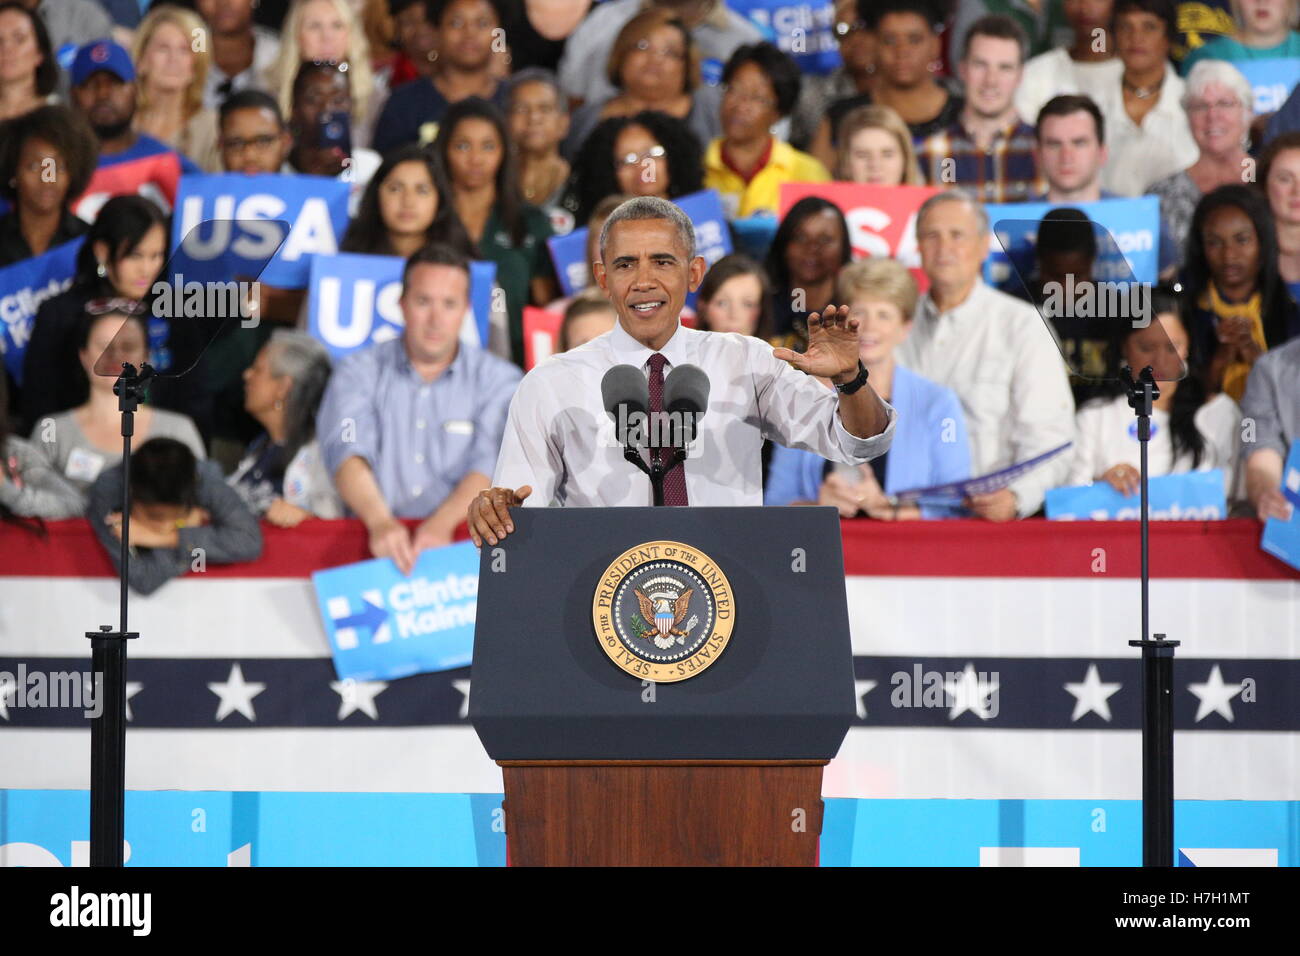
[917,14,1044,204]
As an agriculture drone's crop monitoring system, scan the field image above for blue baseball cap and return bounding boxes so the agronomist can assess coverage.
[71,39,135,86]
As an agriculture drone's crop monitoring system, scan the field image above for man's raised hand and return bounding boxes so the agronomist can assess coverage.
[468,485,533,547]
[772,304,862,383]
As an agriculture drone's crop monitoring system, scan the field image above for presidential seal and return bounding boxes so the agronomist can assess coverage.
[592,540,735,682]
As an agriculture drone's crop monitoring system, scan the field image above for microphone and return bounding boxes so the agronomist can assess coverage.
[663,363,709,445]
[601,364,649,434]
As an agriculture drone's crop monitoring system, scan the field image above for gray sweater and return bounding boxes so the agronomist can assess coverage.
[0,436,84,519]
[86,460,263,596]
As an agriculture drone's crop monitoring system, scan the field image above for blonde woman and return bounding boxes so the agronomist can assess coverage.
[264,0,384,150]
[765,257,971,519]
[132,5,221,171]
[834,104,923,186]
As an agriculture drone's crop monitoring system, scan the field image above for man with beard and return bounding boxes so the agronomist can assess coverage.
[67,39,199,222]
[917,14,1044,204]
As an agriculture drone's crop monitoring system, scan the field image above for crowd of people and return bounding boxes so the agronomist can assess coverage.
[1,0,1298,592]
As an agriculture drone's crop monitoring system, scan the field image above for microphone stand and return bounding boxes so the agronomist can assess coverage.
[85,360,154,867]
[623,444,689,506]
[1122,364,1179,867]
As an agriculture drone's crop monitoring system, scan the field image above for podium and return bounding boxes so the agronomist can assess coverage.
[470,506,856,866]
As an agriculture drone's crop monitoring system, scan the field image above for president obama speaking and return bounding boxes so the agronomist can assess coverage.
[466,196,898,545]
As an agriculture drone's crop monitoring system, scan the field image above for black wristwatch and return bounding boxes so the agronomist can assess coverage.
[834,360,870,395]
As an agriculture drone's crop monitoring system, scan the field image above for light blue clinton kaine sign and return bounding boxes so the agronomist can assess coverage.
[1046,470,1227,521]
[312,541,479,681]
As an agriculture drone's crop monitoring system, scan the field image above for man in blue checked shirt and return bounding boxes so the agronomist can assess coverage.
[316,243,523,574]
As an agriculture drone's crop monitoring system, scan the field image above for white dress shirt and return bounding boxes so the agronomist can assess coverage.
[896,279,1076,517]
[1066,392,1242,498]
[1096,63,1200,197]
[492,319,898,507]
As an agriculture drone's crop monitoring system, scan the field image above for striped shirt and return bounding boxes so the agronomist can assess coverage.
[917,118,1045,205]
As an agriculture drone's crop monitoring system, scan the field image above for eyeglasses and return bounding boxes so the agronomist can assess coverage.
[221,133,283,152]
[721,83,778,109]
[86,297,147,316]
[835,20,869,37]
[1186,98,1243,115]
[633,38,686,60]
[619,144,666,166]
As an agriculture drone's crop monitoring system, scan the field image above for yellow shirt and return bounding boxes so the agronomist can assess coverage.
[704,138,830,218]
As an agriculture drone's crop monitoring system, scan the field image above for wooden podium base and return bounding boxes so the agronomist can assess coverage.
[498,760,827,866]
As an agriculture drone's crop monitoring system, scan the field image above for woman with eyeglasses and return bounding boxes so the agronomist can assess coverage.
[372,0,510,153]
[705,42,829,220]
[790,0,878,151]
[131,4,222,173]
[1148,59,1254,269]
[564,110,704,224]
[764,196,852,353]
[0,1,58,123]
[31,304,206,497]
[20,196,172,433]
[433,97,557,366]
[561,8,722,164]
[0,105,97,268]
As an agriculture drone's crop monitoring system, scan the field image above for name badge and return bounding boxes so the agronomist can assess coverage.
[66,446,106,483]
[444,420,474,436]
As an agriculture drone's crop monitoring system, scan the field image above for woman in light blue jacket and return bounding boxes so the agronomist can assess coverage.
[765,257,971,519]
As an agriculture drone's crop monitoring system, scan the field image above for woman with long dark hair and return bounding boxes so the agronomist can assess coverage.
[340,143,475,258]
[764,196,852,352]
[229,330,341,525]
[1182,184,1300,401]
[694,253,774,339]
[20,195,169,431]
[33,304,206,497]
[0,1,58,122]
[1067,286,1240,499]
[433,96,556,365]
[563,110,704,225]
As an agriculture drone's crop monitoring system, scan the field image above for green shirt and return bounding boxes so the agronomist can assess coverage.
[475,205,555,366]
[1180,31,1300,75]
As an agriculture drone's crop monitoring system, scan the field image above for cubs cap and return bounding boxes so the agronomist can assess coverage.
[71,39,136,86]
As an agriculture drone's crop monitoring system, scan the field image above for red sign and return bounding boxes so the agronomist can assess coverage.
[523,306,564,370]
[778,182,939,291]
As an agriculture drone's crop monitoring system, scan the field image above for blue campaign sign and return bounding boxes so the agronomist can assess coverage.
[171,173,351,289]
[547,190,733,306]
[984,197,1161,288]
[0,236,84,385]
[312,541,480,681]
[1237,59,1300,115]
[733,0,841,75]
[1260,440,1300,572]
[1045,470,1227,521]
[306,251,497,361]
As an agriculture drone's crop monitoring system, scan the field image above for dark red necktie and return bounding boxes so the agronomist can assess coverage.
[647,352,689,506]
